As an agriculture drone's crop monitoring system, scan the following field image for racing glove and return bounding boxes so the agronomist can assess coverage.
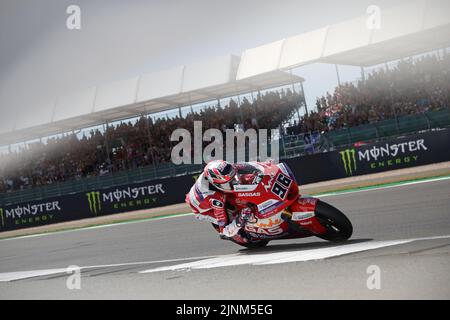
[221,208,256,238]
[221,219,241,238]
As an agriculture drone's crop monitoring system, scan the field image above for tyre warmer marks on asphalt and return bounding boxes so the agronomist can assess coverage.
[1,235,449,281]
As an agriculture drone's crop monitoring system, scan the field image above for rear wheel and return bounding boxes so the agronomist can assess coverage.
[314,200,353,241]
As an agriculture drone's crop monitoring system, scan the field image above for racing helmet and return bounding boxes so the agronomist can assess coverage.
[204,160,237,192]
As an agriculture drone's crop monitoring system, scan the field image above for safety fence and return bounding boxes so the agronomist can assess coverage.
[3,108,449,206]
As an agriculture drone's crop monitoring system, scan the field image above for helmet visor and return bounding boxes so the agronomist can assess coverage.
[215,174,239,192]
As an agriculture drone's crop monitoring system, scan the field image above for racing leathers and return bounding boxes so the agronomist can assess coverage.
[185,162,264,240]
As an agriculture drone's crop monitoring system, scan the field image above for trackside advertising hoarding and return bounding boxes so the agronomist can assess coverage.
[0,129,449,232]
[0,175,197,232]
[285,129,450,185]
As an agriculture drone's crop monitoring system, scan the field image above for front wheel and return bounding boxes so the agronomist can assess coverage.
[314,200,353,241]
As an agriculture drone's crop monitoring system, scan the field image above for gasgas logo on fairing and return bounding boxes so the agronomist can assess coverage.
[237,192,261,197]
[245,224,284,237]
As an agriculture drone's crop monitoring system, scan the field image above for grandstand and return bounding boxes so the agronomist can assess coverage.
[0,55,304,146]
[1,0,450,207]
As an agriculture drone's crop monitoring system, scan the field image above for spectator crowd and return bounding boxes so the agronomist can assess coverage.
[1,51,449,193]
[287,52,450,134]
[0,90,301,192]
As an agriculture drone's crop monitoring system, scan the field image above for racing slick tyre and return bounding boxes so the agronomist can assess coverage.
[314,200,353,241]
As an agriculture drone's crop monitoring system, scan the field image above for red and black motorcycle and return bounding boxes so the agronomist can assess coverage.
[195,162,353,248]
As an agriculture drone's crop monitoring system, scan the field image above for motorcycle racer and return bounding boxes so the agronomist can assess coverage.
[185,160,265,242]
[187,160,353,248]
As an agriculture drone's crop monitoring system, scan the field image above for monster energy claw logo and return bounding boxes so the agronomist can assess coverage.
[86,191,101,215]
[340,149,357,176]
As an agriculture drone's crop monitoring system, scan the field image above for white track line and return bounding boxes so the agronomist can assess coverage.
[0,254,216,282]
[0,213,194,242]
[140,235,450,273]
[317,175,450,197]
[0,268,69,282]
[0,235,449,281]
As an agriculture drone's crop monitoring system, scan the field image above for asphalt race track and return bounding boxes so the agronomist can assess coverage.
[0,177,449,299]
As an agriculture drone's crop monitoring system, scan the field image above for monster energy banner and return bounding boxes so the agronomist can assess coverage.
[338,138,429,176]
[0,198,83,232]
[0,175,196,232]
[285,129,450,185]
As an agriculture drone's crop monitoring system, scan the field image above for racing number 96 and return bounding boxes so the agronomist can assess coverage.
[271,173,292,199]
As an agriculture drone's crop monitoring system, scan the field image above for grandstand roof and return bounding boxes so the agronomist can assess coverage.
[1,55,303,146]
[237,0,450,79]
[4,0,448,146]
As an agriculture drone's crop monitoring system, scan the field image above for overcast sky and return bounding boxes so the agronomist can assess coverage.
[0,0,411,131]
